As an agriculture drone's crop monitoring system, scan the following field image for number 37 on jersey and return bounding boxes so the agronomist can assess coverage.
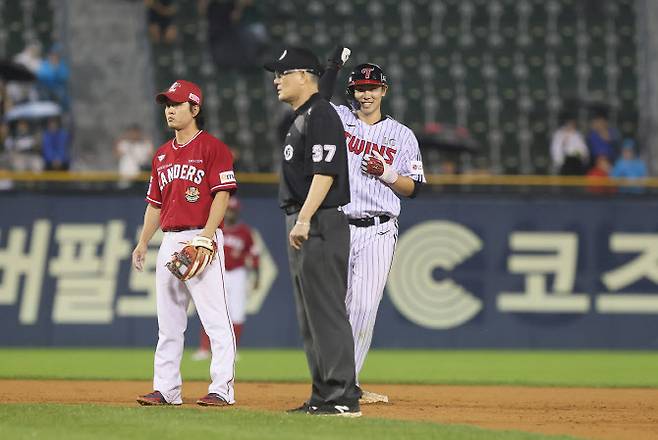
[312,144,336,163]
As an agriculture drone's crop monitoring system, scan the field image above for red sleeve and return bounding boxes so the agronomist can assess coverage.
[145,156,162,206]
[207,140,237,193]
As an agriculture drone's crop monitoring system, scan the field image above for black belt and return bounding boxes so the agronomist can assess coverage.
[162,226,204,232]
[348,215,391,227]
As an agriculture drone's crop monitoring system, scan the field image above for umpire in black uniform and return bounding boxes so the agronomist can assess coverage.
[265,47,361,417]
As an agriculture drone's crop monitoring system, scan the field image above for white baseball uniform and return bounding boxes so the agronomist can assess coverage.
[332,103,426,380]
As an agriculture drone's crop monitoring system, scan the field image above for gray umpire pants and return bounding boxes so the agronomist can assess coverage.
[285,207,360,406]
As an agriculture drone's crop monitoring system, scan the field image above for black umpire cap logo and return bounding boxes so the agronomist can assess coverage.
[264,47,324,76]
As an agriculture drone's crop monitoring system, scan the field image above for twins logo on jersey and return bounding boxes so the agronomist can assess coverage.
[157,163,205,191]
[344,131,396,164]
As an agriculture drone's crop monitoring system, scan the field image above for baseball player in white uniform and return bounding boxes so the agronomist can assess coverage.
[321,53,426,404]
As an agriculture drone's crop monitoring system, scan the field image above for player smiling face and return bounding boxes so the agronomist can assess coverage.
[164,100,200,131]
[353,84,387,118]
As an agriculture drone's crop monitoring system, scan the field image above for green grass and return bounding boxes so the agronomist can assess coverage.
[0,348,656,387]
[0,404,580,440]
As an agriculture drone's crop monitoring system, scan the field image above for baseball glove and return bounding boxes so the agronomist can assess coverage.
[166,236,217,281]
[361,151,399,184]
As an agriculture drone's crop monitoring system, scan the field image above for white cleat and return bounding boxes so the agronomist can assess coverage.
[359,390,389,404]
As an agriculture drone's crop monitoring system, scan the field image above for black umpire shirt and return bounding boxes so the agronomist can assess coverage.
[279,93,350,210]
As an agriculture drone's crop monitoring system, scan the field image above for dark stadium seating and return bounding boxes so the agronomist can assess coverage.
[0,0,54,59]
[3,0,636,175]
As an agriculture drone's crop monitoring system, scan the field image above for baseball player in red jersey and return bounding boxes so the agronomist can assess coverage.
[132,79,238,407]
[195,196,260,360]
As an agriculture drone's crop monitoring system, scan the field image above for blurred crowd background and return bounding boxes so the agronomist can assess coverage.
[0,0,655,189]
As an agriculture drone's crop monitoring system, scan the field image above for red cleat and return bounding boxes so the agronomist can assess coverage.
[196,393,230,406]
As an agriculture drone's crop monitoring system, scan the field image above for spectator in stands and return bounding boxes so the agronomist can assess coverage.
[14,42,42,73]
[5,119,43,172]
[586,155,614,195]
[586,107,620,166]
[234,0,267,60]
[145,0,178,44]
[610,139,648,194]
[37,44,70,108]
[114,124,154,188]
[550,111,589,175]
[6,42,41,106]
[41,116,70,171]
[202,0,267,69]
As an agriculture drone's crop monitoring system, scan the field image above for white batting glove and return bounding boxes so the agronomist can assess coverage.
[339,47,351,65]
[361,150,399,184]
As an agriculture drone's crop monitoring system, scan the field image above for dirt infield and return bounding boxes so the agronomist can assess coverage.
[1,380,656,440]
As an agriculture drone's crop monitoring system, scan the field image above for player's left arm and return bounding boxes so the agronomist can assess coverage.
[363,131,425,198]
[202,140,237,243]
[201,190,230,239]
[391,129,425,198]
[388,175,417,197]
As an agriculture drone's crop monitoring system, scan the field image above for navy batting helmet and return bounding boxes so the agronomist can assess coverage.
[346,63,388,109]
[347,63,388,89]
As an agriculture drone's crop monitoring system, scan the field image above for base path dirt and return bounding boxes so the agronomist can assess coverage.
[1,380,656,440]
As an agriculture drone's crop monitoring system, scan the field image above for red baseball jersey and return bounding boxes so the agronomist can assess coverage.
[146,130,237,230]
[223,223,259,271]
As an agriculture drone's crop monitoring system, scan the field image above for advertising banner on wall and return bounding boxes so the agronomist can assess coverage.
[1,193,657,348]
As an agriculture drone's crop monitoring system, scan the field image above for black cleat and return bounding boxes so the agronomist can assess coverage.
[308,403,362,417]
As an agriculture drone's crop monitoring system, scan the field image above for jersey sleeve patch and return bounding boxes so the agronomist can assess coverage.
[219,170,236,184]
[410,160,424,174]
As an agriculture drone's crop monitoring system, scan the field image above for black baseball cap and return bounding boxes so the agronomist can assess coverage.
[264,47,323,76]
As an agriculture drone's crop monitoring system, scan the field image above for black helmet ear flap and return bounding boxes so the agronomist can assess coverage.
[345,86,360,111]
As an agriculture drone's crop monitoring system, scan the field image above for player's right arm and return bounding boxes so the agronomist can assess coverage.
[132,203,161,271]
[319,46,351,100]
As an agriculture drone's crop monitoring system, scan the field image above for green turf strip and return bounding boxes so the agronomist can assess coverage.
[0,349,656,388]
[0,404,581,440]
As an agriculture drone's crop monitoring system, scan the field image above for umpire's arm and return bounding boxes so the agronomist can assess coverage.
[290,174,334,250]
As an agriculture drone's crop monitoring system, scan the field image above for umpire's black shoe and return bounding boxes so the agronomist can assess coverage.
[286,402,310,414]
[308,403,362,418]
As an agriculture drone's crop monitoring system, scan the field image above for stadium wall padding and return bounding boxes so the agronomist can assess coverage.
[1,192,657,348]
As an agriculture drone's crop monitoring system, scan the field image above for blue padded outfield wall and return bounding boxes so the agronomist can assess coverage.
[1,192,657,348]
